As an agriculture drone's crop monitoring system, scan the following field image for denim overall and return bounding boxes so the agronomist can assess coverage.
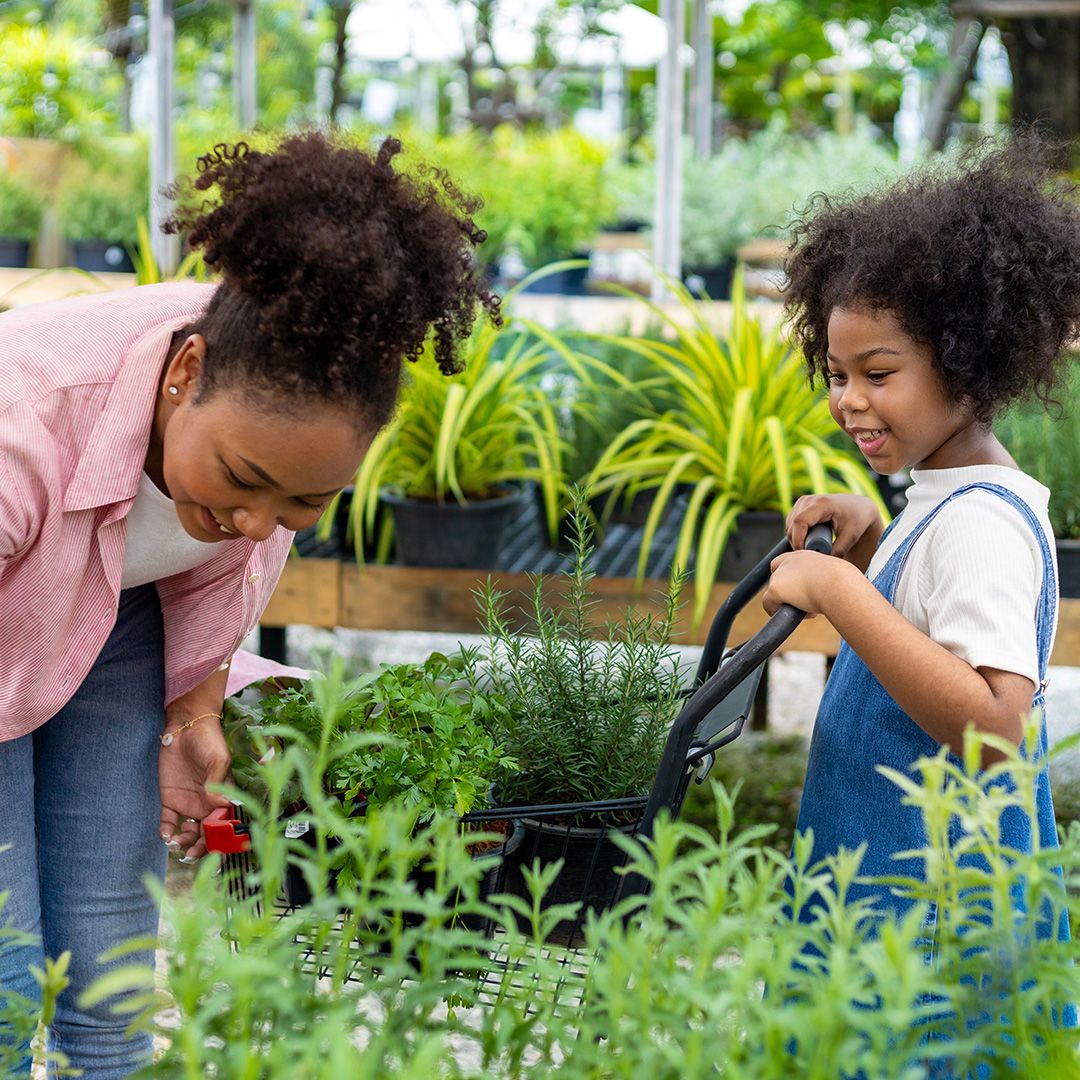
[795,481,1069,938]
[791,483,1074,1074]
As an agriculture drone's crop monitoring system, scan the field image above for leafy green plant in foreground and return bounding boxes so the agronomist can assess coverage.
[73,696,1080,1079]
[224,652,517,823]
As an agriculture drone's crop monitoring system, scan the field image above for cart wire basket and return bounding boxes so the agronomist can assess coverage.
[204,525,833,1005]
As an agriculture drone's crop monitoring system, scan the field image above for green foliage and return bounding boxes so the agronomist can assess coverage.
[995,359,1080,540]
[587,270,886,624]
[224,653,517,825]
[613,123,904,265]
[474,497,687,807]
[0,171,44,239]
[128,218,210,285]
[65,711,1080,1078]
[347,298,595,554]
[0,24,112,139]
[401,125,616,269]
[55,152,145,243]
[0,900,71,1077]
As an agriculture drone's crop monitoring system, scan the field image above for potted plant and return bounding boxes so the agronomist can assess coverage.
[224,653,520,910]
[350,303,587,568]
[587,269,885,626]
[995,358,1080,597]
[470,497,686,945]
[534,328,678,547]
[0,170,43,267]
[56,165,141,273]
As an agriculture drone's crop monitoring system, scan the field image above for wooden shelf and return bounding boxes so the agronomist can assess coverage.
[261,557,1080,666]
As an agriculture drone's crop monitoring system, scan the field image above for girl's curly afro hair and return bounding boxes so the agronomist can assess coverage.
[783,134,1080,424]
[164,132,500,428]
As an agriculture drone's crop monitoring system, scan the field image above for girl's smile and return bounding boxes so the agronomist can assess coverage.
[825,307,1011,474]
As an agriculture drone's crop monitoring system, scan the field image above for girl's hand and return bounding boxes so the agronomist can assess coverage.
[158,710,232,861]
[787,493,884,571]
[763,549,857,618]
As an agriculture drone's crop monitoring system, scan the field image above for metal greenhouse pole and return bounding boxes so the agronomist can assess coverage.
[149,0,179,274]
[691,0,713,159]
[233,0,257,128]
[652,0,685,300]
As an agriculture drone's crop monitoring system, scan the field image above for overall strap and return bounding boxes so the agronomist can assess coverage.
[876,482,1057,681]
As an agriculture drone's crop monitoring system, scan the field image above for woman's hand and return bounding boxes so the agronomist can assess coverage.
[787,493,884,572]
[158,709,232,860]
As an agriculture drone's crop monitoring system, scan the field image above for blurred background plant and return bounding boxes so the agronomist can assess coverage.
[995,356,1080,542]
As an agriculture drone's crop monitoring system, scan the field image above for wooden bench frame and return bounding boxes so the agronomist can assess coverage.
[260,558,1080,666]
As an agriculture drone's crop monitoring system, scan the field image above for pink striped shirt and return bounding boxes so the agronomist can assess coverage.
[0,283,293,741]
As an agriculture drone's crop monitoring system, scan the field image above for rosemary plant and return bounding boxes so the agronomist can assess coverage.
[473,495,687,808]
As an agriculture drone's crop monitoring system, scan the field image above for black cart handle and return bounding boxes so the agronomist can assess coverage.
[694,521,833,685]
[627,522,834,873]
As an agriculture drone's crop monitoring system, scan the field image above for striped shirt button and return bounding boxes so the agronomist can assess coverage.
[247,573,261,584]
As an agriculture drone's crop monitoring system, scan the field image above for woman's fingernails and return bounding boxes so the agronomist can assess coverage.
[178,855,198,865]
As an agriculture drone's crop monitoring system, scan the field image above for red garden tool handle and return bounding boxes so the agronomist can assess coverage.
[202,805,251,854]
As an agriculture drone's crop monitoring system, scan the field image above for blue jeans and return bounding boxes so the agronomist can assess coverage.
[0,584,168,1078]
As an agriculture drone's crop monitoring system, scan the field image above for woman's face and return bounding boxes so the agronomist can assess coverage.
[148,336,368,543]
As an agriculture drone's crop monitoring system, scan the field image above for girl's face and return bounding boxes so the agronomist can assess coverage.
[825,307,993,474]
[148,337,368,543]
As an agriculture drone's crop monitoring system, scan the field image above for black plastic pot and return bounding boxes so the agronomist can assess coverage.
[1057,539,1080,598]
[381,487,526,569]
[717,510,786,582]
[517,261,592,296]
[684,258,736,300]
[597,487,659,527]
[71,239,135,274]
[500,814,640,948]
[408,817,525,932]
[0,237,30,267]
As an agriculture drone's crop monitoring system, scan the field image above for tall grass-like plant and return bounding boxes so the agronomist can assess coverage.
[344,287,599,556]
[76,701,1080,1077]
[588,270,885,623]
[128,218,209,285]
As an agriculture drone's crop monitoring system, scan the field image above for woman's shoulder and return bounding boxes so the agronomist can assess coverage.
[0,282,216,410]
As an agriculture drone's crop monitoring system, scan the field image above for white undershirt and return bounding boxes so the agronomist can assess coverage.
[120,471,220,588]
[866,464,1056,688]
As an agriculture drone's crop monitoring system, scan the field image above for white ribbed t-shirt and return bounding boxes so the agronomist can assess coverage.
[866,464,1056,688]
[120,470,220,588]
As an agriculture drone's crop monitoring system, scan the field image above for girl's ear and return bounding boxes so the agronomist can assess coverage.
[162,334,209,397]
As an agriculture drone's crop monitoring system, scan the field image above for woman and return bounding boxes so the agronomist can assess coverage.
[0,131,498,1077]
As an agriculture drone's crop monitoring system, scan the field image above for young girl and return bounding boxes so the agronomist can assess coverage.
[0,132,497,1077]
[762,138,1080,938]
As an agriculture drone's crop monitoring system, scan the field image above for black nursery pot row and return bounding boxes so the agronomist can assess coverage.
[212,798,645,950]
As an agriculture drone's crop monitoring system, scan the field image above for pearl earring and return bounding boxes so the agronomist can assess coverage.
[167,386,179,396]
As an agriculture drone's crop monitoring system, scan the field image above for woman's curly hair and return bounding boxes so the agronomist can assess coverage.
[783,134,1080,424]
[164,131,500,427]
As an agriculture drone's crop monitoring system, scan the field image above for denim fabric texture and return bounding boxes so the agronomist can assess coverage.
[0,583,168,1078]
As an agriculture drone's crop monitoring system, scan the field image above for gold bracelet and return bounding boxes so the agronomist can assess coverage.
[160,712,222,747]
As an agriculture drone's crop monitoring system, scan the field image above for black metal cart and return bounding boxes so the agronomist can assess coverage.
[204,524,833,991]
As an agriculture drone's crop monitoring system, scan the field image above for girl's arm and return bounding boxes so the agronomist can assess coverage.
[763,551,1036,768]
